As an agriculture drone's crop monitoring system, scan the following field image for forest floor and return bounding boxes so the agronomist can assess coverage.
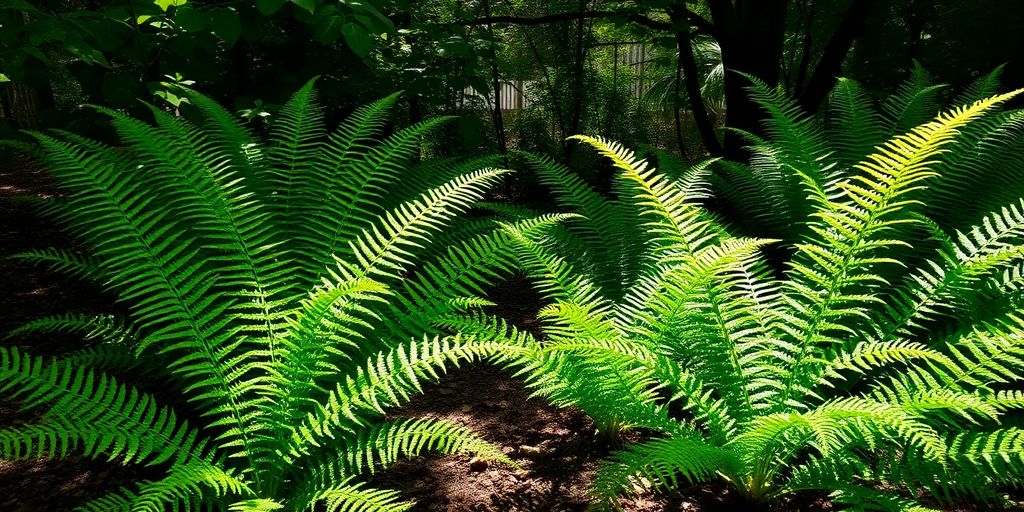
[0,160,1005,512]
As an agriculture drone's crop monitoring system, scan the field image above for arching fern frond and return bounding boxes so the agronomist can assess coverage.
[7,83,514,510]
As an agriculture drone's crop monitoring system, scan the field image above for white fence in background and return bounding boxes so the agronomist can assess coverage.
[464,43,651,112]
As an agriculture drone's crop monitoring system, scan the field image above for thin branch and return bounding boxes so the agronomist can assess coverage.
[459,9,677,32]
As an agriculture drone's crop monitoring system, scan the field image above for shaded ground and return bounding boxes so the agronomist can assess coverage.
[0,158,1013,512]
[370,361,840,512]
[0,161,143,510]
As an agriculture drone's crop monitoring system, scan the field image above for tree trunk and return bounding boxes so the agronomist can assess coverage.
[673,43,687,158]
[482,0,507,154]
[793,0,817,93]
[671,6,723,157]
[714,0,790,161]
[514,17,567,138]
[565,0,591,158]
[797,0,876,112]
[5,82,53,129]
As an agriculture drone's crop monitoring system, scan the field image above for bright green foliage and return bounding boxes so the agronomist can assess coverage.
[490,90,1024,510]
[0,80,552,511]
[716,65,1024,248]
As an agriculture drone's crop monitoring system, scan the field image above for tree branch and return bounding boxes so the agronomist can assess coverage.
[459,9,674,32]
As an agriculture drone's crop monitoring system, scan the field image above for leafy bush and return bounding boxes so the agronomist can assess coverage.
[483,90,1024,510]
[0,81,552,511]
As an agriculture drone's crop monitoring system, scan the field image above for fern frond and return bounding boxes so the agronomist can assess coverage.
[314,482,413,512]
[0,347,212,467]
[285,334,524,461]
[9,248,105,281]
[591,437,740,505]
[829,78,885,169]
[954,64,1006,106]
[882,63,947,135]
[569,135,718,261]
[777,88,1023,409]
[300,417,512,497]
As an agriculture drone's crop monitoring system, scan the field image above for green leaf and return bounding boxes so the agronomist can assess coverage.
[1,0,38,12]
[290,0,316,14]
[348,1,395,33]
[256,0,287,15]
[342,23,373,58]
[154,0,187,11]
[210,8,242,45]
[175,6,207,32]
[66,40,110,67]
[25,21,66,45]
[313,13,344,44]
[0,74,10,83]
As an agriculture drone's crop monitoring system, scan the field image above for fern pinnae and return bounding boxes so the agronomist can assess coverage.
[26,134,260,459]
[177,85,264,190]
[310,481,412,512]
[954,64,1007,107]
[282,334,515,462]
[103,103,292,366]
[874,200,1024,346]
[286,92,403,284]
[305,116,458,282]
[742,72,834,185]
[882,63,947,135]
[777,88,1024,409]
[518,88,1024,508]
[266,77,327,222]
[569,135,715,259]
[7,85,518,510]
[829,77,885,169]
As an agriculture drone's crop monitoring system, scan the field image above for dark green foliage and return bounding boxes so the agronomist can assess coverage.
[719,66,1024,249]
[485,90,1024,510]
[0,80,560,511]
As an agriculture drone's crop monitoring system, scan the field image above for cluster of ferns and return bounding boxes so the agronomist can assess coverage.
[3,65,1024,511]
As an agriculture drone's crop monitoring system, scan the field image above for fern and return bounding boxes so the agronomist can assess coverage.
[507,89,1024,510]
[1,81,536,510]
[722,65,1024,249]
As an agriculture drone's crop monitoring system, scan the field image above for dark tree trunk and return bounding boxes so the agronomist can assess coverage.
[797,0,876,112]
[510,4,567,138]
[712,0,790,161]
[0,87,10,120]
[565,0,591,158]
[793,0,817,93]
[482,0,507,154]
[5,82,54,129]
[673,42,687,158]
[671,6,723,157]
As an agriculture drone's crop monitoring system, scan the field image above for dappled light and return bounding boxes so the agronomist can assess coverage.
[2,1,1024,511]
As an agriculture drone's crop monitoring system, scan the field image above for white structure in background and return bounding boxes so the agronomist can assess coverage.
[462,43,650,112]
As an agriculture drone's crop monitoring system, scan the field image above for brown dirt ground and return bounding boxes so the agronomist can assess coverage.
[0,159,1016,512]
